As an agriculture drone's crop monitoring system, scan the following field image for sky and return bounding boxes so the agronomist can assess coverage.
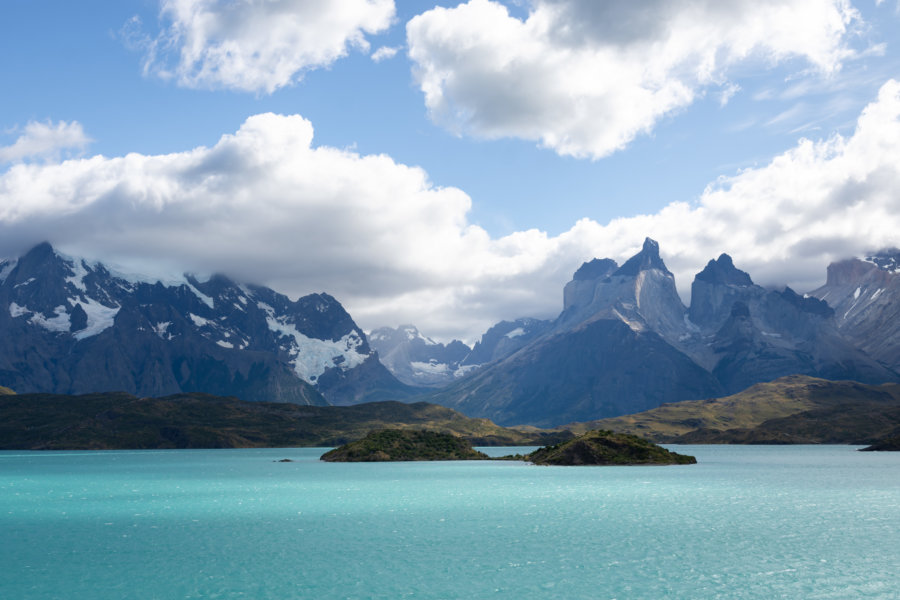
[2,0,900,343]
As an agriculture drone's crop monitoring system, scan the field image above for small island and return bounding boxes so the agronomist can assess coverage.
[320,429,490,462]
[321,427,696,465]
[526,430,697,466]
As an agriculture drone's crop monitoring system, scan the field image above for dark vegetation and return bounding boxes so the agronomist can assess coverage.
[0,391,570,450]
[525,430,696,466]
[320,429,489,462]
[321,427,694,466]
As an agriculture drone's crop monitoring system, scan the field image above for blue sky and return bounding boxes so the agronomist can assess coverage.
[2,0,900,342]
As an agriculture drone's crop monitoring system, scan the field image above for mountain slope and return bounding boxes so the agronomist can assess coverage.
[810,250,900,372]
[0,243,412,405]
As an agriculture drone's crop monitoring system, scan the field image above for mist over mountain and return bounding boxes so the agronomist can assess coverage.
[0,243,413,405]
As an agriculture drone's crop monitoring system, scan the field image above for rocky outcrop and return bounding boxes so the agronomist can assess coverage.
[526,430,696,466]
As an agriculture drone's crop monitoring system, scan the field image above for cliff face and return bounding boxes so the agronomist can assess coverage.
[810,253,900,371]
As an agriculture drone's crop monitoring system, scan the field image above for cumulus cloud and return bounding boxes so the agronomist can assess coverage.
[371,45,400,62]
[2,80,900,342]
[0,121,91,164]
[139,0,395,93]
[406,0,863,158]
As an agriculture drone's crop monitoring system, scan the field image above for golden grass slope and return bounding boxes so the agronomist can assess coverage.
[570,375,900,443]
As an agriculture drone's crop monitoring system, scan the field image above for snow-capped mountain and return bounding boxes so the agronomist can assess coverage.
[369,318,551,387]
[810,249,900,371]
[0,243,412,405]
[368,325,472,387]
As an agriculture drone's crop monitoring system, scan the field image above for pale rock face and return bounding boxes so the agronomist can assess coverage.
[810,250,900,371]
[559,238,687,344]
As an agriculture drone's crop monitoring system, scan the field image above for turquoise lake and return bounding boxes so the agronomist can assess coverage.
[2,445,899,599]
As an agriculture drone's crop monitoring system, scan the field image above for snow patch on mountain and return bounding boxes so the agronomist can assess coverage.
[263,312,367,383]
[185,280,214,309]
[189,313,209,327]
[153,321,173,340]
[29,305,71,333]
[410,360,450,376]
[74,298,120,340]
[9,302,29,318]
[504,327,525,338]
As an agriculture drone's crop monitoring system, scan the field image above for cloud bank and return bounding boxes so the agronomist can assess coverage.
[140,0,396,93]
[0,121,91,164]
[407,0,862,158]
[2,80,900,342]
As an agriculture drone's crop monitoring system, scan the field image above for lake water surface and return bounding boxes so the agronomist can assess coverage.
[2,445,899,599]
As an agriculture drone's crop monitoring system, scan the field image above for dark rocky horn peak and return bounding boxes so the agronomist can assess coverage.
[14,241,65,274]
[572,258,618,281]
[613,237,672,277]
[694,253,754,286]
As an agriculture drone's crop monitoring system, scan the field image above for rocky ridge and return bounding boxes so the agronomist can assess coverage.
[423,239,899,426]
[0,243,412,405]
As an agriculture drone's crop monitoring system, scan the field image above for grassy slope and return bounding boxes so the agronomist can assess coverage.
[0,386,14,395]
[573,375,900,444]
[0,392,568,450]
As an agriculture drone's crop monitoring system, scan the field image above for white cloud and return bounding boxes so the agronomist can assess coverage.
[406,0,863,159]
[2,80,900,343]
[0,121,91,164]
[371,45,400,62]
[141,0,396,93]
[719,83,741,107]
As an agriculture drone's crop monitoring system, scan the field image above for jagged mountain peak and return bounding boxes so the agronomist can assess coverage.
[613,237,672,277]
[572,258,617,281]
[695,253,754,286]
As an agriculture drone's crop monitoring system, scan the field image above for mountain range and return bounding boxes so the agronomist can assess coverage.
[0,242,413,406]
[419,239,899,426]
[2,240,899,428]
[368,318,549,387]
